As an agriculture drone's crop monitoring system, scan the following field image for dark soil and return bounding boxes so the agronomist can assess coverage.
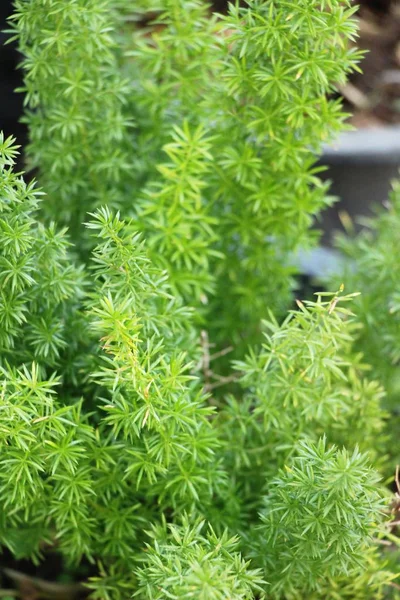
[0,1,26,153]
[336,0,400,126]
[0,546,95,599]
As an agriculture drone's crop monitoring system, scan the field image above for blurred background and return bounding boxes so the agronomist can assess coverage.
[0,0,25,148]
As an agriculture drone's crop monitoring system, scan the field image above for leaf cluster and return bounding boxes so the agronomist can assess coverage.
[330,181,400,465]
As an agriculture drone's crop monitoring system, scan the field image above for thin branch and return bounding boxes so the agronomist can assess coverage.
[206,374,240,391]
[2,568,87,600]
[199,331,238,393]
[336,82,370,111]
[372,537,392,546]
[209,346,234,361]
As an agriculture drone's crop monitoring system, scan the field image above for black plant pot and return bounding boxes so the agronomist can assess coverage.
[295,126,400,279]
[318,125,400,245]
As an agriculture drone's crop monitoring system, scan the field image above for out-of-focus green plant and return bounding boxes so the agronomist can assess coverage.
[329,181,400,473]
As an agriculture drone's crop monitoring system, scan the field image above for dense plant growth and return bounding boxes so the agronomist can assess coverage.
[0,0,398,598]
[331,181,400,466]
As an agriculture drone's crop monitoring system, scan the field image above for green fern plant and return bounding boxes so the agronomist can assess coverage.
[0,0,398,598]
[332,182,400,400]
[329,181,400,469]
[255,438,387,597]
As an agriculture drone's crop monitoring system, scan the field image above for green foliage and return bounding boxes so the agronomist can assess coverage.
[135,123,219,304]
[0,132,84,374]
[210,293,388,545]
[331,181,400,466]
[306,550,399,600]
[0,139,395,597]
[86,207,223,515]
[256,438,385,597]
[134,515,265,600]
[232,292,386,464]
[333,182,400,400]
[121,0,364,349]
[9,0,132,236]
[0,0,398,598]
[0,363,93,563]
[13,0,363,342]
